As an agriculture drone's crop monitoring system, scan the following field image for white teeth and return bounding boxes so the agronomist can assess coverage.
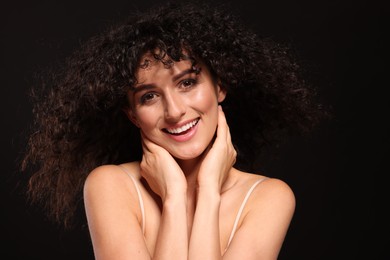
[166,119,199,134]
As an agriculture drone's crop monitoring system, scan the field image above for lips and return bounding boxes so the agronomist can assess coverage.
[163,118,200,135]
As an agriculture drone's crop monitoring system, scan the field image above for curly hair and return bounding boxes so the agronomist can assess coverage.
[21,1,325,228]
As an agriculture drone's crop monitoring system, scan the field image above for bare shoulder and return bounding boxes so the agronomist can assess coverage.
[84,162,140,188]
[243,174,296,242]
[83,162,147,258]
[255,177,295,204]
[83,162,144,233]
[234,170,296,214]
[223,171,295,258]
[83,162,141,201]
[84,165,122,192]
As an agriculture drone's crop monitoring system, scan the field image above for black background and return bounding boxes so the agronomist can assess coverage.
[1,0,388,259]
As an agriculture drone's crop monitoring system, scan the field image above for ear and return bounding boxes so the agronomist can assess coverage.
[216,84,227,103]
[123,107,140,128]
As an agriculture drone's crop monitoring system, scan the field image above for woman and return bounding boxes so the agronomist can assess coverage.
[22,2,324,259]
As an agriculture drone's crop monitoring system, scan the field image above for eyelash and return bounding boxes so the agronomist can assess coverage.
[179,78,198,89]
[140,92,158,104]
[139,76,199,105]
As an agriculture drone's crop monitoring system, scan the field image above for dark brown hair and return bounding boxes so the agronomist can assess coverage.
[22,1,325,228]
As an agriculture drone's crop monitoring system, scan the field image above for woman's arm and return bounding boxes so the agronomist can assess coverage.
[153,191,188,259]
[139,135,189,259]
[84,165,151,259]
[222,178,295,260]
[189,187,222,260]
[189,106,236,260]
[84,163,189,260]
[189,178,295,260]
[189,106,295,260]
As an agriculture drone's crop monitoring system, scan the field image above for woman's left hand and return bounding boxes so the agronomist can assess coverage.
[197,105,237,192]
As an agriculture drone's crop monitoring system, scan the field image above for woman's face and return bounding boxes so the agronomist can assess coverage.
[126,56,226,160]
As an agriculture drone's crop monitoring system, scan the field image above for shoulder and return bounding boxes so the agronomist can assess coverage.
[253,177,296,216]
[224,171,295,258]
[83,162,144,227]
[84,162,140,187]
[221,171,295,259]
[241,175,296,237]
[83,162,141,202]
[254,177,295,204]
[233,170,295,215]
[83,162,147,258]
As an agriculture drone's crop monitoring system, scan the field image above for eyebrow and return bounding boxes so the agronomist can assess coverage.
[131,68,198,95]
[131,84,155,96]
[172,68,196,81]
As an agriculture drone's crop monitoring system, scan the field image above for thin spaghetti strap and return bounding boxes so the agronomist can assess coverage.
[118,165,146,235]
[225,178,268,252]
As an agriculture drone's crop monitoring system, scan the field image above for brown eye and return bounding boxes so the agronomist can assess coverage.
[180,79,197,89]
[140,92,158,104]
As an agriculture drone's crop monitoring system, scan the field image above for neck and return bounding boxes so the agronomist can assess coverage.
[176,157,201,191]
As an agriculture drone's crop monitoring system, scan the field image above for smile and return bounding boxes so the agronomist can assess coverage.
[164,118,200,135]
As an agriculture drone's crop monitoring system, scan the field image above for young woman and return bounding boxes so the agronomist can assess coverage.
[22,2,324,259]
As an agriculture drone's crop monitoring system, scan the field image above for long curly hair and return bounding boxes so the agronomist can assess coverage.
[21,1,325,228]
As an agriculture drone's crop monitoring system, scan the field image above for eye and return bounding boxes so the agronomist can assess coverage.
[180,78,197,89]
[140,92,158,104]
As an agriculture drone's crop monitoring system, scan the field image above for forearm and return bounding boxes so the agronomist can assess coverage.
[153,194,188,260]
[189,187,222,260]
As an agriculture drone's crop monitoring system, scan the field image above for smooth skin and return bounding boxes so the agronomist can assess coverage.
[83,57,295,260]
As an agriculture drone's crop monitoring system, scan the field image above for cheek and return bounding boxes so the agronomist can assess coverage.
[134,108,159,131]
[192,86,219,110]
[191,87,219,129]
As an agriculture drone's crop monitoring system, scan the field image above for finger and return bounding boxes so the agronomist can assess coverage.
[140,130,167,155]
[141,131,163,154]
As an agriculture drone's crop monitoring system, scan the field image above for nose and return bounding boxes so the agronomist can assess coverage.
[164,91,186,122]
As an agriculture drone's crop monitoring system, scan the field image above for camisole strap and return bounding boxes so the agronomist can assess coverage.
[118,165,145,235]
[225,178,268,251]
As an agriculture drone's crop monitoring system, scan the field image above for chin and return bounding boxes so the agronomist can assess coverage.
[170,144,207,160]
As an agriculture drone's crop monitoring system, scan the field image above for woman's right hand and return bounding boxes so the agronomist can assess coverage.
[140,132,187,201]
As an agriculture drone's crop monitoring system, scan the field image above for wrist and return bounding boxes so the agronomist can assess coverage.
[163,188,187,204]
[196,186,221,202]
[197,180,221,193]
